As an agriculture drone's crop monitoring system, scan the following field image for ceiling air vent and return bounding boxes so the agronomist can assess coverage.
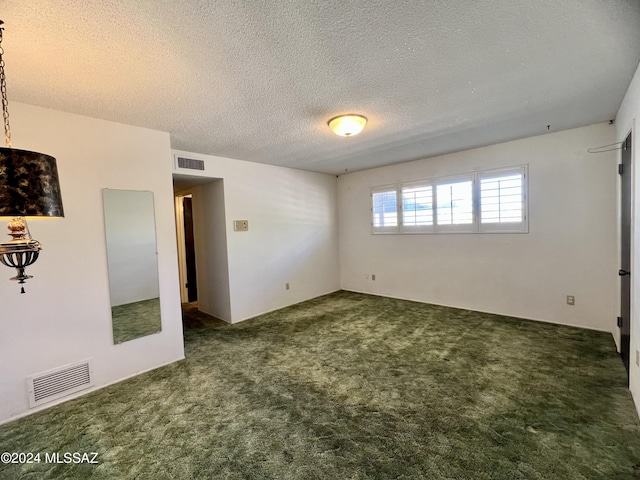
[26,360,94,408]
[176,156,205,171]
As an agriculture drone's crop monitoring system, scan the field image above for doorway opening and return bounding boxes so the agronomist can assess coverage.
[176,195,198,304]
[174,191,196,308]
[173,174,232,328]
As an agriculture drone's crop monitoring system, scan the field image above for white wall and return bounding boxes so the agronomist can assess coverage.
[0,103,185,424]
[192,180,232,322]
[172,151,340,323]
[616,60,640,415]
[339,123,618,331]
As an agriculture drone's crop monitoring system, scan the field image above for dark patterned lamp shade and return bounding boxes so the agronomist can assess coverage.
[0,147,64,217]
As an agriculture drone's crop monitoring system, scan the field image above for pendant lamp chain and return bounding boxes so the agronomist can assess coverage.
[0,21,11,148]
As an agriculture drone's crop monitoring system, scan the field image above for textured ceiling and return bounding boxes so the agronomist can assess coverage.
[3,1,640,175]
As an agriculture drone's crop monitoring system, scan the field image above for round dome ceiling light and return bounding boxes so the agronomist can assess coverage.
[328,114,367,137]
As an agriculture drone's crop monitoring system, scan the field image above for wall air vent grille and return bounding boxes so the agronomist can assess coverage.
[27,360,94,408]
[176,157,205,171]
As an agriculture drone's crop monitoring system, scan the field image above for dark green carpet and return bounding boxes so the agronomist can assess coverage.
[1,291,639,479]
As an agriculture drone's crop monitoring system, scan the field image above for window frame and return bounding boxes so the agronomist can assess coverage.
[370,165,528,235]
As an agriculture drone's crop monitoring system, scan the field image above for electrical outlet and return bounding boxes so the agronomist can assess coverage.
[566,295,575,306]
[286,283,290,290]
[233,220,249,231]
[372,274,376,281]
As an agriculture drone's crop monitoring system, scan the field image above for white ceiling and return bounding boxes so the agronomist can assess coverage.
[3,1,640,175]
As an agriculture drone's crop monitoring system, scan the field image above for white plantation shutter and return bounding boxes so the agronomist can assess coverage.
[435,176,475,232]
[401,182,434,233]
[371,186,399,232]
[479,167,527,232]
[370,165,528,235]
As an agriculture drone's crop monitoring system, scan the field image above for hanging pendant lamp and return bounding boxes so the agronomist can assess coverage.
[0,20,64,293]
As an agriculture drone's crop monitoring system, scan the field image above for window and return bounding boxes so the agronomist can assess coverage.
[479,168,526,232]
[401,183,433,232]
[435,178,473,231]
[370,165,527,234]
[371,186,398,232]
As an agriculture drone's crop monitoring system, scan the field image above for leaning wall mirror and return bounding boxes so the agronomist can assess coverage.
[103,189,161,344]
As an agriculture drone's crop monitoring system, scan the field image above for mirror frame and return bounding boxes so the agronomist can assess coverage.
[103,189,162,344]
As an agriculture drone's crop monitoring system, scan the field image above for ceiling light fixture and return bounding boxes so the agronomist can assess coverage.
[0,20,64,293]
[328,114,367,137]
